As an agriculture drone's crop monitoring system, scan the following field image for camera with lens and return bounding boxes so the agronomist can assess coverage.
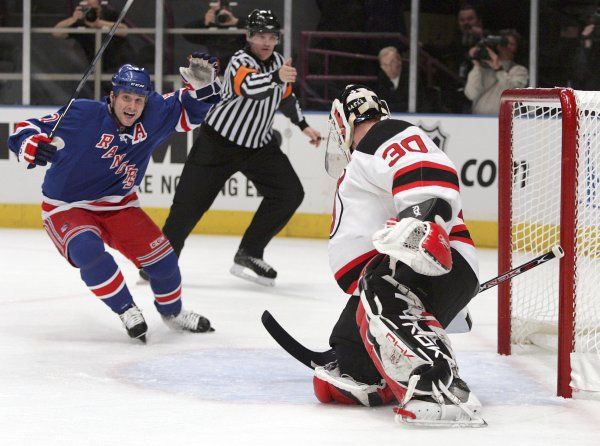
[472,35,508,61]
[82,6,97,22]
[211,1,238,27]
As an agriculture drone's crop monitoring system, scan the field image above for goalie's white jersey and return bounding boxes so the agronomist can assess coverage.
[328,119,479,295]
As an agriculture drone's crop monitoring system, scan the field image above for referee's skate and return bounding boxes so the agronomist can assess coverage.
[230,249,277,287]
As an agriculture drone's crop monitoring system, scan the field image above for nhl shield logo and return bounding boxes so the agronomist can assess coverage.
[417,122,448,152]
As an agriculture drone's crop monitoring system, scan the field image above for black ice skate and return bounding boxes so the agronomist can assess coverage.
[161,309,214,333]
[230,249,277,287]
[118,305,148,343]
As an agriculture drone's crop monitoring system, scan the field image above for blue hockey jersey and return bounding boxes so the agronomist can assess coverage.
[8,88,216,216]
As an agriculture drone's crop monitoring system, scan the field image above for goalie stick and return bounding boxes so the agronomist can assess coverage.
[28,0,135,169]
[262,245,564,369]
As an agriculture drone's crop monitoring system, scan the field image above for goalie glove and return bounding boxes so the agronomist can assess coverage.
[372,215,452,276]
[179,52,221,102]
[19,133,57,167]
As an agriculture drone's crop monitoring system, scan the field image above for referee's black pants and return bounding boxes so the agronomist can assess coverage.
[162,125,305,259]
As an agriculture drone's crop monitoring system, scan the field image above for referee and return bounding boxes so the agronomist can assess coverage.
[144,9,321,287]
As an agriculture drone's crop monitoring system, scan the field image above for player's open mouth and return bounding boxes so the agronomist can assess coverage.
[124,111,135,118]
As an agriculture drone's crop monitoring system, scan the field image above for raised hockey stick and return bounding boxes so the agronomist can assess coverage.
[262,245,565,369]
[28,0,135,169]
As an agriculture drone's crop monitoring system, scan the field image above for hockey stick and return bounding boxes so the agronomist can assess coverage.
[261,310,336,368]
[28,0,135,169]
[262,245,565,369]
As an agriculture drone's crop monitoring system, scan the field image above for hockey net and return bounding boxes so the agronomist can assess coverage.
[498,88,600,398]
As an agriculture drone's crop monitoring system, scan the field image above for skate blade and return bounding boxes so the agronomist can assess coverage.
[137,334,147,343]
[396,414,488,428]
[230,264,275,287]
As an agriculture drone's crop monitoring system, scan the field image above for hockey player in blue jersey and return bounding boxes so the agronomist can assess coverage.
[7,55,222,342]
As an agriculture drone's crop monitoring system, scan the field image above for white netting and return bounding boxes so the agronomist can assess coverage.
[572,91,600,363]
[509,90,600,393]
[510,101,562,344]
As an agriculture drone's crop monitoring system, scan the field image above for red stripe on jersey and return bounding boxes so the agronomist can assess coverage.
[334,250,379,280]
[42,202,57,212]
[451,224,468,234]
[42,193,139,212]
[179,108,191,132]
[139,242,173,267]
[450,235,475,246]
[14,121,31,131]
[93,193,139,207]
[392,161,457,181]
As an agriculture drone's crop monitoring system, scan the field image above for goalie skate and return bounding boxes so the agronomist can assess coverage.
[230,249,277,287]
[395,375,486,428]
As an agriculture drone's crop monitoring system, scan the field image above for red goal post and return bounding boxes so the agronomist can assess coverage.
[498,88,600,398]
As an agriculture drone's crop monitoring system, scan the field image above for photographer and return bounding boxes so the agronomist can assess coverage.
[183,1,245,75]
[53,0,134,71]
[464,29,528,115]
[574,8,600,90]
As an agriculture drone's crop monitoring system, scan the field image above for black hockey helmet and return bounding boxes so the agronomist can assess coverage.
[246,9,281,36]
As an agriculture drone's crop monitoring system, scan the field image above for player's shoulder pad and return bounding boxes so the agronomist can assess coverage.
[353,119,413,156]
[69,98,106,118]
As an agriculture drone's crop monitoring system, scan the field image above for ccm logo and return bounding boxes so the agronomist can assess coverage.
[150,235,165,249]
[386,333,415,358]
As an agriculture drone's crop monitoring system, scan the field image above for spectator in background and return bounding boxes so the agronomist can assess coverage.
[454,4,486,81]
[53,0,134,71]
[464,29,528,115]
[573,8,600,90]
[437,4,487,113]
[375,46,439,113]
[182,1,246,75]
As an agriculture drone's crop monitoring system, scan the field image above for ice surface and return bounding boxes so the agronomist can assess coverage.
[1,229,599,445]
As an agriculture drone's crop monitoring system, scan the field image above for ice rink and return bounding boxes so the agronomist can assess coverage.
[1,228,599,445]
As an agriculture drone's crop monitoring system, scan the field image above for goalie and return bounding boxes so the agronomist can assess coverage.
[315,84,485,427]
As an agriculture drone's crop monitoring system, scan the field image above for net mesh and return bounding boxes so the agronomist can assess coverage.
[509,91,600,379]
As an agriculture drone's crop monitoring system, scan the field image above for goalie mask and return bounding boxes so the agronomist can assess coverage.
[325,84,390,178]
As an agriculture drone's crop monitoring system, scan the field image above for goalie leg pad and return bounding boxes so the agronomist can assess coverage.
[313,361,395,406]
[355,254,455,402]
[356,255,486,427]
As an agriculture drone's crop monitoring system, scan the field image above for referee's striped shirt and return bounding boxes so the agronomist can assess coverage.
[204,47,308,149]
